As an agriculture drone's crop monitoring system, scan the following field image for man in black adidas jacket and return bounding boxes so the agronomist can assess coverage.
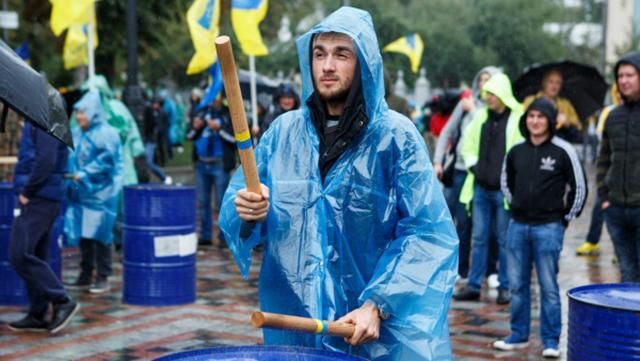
[597,51,640,283]
[495,97,587,358]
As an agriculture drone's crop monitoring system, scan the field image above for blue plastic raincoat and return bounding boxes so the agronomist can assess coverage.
[220,7,458,361]
[65,90,124,245]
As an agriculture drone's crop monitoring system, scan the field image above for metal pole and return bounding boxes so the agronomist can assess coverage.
[87,4,95,89]
[3,0,8,41]
[601,0,608,74]
[249,55,258,130]
[123,0,146,134]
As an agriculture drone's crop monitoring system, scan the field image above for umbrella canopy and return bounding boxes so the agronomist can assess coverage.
[513,60,608,122]
[0,40,73,148]
[237,69,279,97]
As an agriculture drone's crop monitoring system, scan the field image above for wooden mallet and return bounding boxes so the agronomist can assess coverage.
[215,36,260,238]
[251,311,355,338]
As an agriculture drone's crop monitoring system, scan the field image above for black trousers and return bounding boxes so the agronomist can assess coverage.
[9,197,66,319]
[79,238,112,280]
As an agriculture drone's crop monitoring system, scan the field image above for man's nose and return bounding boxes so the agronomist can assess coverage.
[322,56,336,72]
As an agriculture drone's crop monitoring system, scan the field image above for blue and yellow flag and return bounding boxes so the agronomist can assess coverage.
[197,61,223,111]
[50,0,95,36]
[231,0,269,56]
[383,33,424,73]
[62,8,98,70]
[186,0,220,75]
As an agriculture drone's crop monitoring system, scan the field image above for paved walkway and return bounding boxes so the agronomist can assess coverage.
[0,164,620,360]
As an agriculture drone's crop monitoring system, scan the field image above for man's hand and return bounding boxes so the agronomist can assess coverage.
[557,112,568,128]
[18,194,29,206]
[336,302,381,346]
[251,125,260,137]
[235,184,270,222]
[601,200,610,210]
[433,163,444,180]
[207,118,222,131]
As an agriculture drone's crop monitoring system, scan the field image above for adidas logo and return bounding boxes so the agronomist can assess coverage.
[540,156,556,171]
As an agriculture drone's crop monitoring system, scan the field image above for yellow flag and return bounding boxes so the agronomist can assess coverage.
[383,33,424,73]
[62,12,99,70]
[50,0,95,36]
[186,0,221,75]
[231,0,269,56]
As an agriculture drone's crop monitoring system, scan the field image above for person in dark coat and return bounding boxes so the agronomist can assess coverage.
[260,82,300,137]
[9,121,79,334]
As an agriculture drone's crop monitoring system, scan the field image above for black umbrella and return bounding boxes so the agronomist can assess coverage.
[513,60,608,122]
[0,40,73,148]
[238,69,279,97]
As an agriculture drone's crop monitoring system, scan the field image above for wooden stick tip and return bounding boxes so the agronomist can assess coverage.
[215,35,231,45]
[250,311,265,328]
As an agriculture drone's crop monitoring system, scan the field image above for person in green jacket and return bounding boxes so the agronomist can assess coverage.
[453,73,524,304]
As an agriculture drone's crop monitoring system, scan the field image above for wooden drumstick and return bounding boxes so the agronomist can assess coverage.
[251,311,355,338]
[215,35,260,194]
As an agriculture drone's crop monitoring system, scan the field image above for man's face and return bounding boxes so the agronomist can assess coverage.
[311,33,357,104]
[617,64,640,101]
[526,109,550,138]
[542,72,563,98]
[478,72,491,91]
[76,110,89,131]
[485,92,504,112]
[279,95,296,111]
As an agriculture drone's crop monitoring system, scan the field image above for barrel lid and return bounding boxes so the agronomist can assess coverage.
[568,283,640,312]
[124,184,195,191]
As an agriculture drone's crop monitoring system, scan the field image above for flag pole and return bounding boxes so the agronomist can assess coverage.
[87,3,95,89]
[249,55,258,130]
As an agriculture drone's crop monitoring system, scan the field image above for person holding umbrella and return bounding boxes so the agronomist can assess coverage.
[8,119,79,334]
[523,69,582,143]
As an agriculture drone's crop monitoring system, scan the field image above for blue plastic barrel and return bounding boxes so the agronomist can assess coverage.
[0,183,63,305]
[154,346,368,361]
[122,184,196,306]
[568,283,640,360]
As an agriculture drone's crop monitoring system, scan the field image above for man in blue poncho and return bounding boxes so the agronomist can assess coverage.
[220,7,458,361]
[64,90,124,294]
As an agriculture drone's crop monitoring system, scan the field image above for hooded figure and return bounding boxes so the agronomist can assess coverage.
[261,82,301,133]
[220,7,458,361]
[65,90,124,246]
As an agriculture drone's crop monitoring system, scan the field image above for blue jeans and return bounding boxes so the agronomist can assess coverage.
[585,195,604,245]
[146,143,167,182]
[468,185,510,291]
[604,205,640,282]
[196,161,230,241]
[444,169,472,278]
[506,220,563,346]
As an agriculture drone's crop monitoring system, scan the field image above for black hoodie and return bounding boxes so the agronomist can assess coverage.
[502,97,588,224]
[597,51,640,207]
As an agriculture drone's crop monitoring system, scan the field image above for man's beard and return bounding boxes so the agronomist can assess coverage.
[318,86,350,105]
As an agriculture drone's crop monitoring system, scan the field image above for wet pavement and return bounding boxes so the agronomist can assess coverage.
[0,163,620,360]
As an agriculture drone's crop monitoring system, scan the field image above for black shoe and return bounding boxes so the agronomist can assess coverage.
[497,289,511,305]
[453,286,481,301]
[88,278,110,294]
[48,297,80,334]
[7,315,48,332]
[64,274,92,291]
[198,239,213,247]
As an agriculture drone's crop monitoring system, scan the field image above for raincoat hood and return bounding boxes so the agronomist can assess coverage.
[614,51,640,103]
[471,66,502,99]
[296,6,384,120]
[481,73,522,113]
[74,89,106,129]
[272,82,300,109]
[519,96,558,139]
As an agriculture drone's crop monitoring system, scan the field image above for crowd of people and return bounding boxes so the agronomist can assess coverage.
[3,5,640,361]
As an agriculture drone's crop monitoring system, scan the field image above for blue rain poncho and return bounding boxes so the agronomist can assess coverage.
[65,90,124,245]
[220,7,458,361]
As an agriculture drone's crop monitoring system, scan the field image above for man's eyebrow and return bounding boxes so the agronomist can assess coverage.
[312,44,354,53]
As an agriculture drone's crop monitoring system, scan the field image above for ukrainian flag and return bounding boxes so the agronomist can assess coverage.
[50,0,95,36]
[231,0,269,56]
[383,33,424,73]
[186,0,220,75]
[61,8,98,70]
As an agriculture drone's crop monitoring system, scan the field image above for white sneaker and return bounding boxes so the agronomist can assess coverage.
[493,339,529,351]
[164,176,173,185]
[542,348,560,358]
[487,273,500,289]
